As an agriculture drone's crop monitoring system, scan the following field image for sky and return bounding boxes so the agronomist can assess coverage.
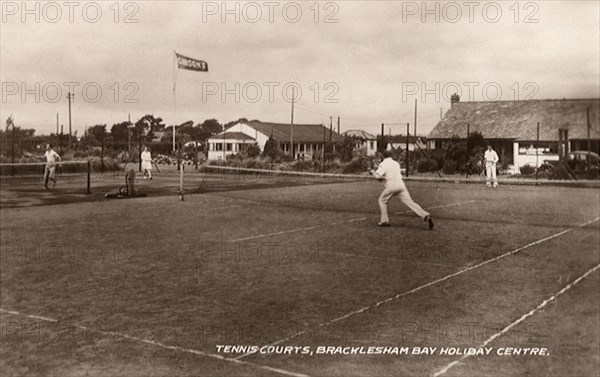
[1,0,599,137]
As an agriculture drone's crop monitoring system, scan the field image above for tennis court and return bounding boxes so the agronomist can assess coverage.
[0,168,598,377]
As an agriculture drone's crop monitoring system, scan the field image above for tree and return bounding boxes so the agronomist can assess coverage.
[200,118,223,135]
[0,116,35,139]
[111,121,131,150]
[81,124,109,148]
[262,137,279,159]
[336,136,356,162]
[133,115,162,145]
[443,136,467,173]
[466,131,486,174]
[467,131,486,156]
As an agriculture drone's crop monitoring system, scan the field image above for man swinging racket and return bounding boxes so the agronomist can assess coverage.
[369,150,434,229]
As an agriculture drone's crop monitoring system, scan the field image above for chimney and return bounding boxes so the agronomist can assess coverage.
[450,93,460,106]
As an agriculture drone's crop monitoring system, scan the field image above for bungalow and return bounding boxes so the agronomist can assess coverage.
[385,135,427,152]
[207,120,345,160]
[427,99,600,168]
[343,129,378,156]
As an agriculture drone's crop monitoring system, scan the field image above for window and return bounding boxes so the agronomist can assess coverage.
[518,142,558,155]
[215,143,223,151]
[226,143,233,151]
[369,141,374,149]
[299,144,305,152]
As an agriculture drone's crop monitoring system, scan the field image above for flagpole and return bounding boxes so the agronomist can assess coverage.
[173,50,184,201]
[173,50,178,152]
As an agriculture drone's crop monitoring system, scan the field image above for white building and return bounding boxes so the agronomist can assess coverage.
[207,121,345,160]
[427,98,600,168]
[343,130,378,156]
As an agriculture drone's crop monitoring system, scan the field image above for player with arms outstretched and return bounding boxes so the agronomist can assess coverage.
[369,150,433,229]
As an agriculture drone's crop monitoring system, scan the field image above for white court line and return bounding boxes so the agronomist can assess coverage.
[235,216,600,360]
[232,200,476,242]
[0,308,309,377]
[432,263,600,377]
[394,200,476,215]
[230,217,368,242]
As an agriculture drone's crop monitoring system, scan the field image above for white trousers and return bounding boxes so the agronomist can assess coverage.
[43,165,56,187]
[378,181,429,223]
[486,163,498,185]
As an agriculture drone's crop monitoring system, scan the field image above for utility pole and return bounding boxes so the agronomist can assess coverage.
[329,116,332,141]
[288,89,295,157]
[414,99,418,139]
[67,92,74,150]
[172,123,177,151]
[60,125,64,155]
[466,122,470,178]
[101,126,105,172]
[56,113,59,147]
[414,99,418,174]
[536,122,540,182]
[139,126,143,172]
[406,122,410,178]
[11,117,15,165]
[337,116,340,134]
[128,113,131,152]
[587,106,591,174]
[322,124,325,170]
[380,123,385,153]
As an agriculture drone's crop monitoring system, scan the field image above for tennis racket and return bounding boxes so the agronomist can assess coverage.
[359,157,376,171]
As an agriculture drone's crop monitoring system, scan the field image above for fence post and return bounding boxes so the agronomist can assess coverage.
[86,160,92,195]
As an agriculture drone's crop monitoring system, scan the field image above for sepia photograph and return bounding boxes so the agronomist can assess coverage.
[0,1,599,376]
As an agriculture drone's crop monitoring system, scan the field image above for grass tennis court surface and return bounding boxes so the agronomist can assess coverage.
[1,171,599,377]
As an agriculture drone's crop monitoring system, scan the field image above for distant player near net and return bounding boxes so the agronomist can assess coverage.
[141,146,153,180]
[484,144,499,188]
[43,143,61,190]
[369,150,434,229]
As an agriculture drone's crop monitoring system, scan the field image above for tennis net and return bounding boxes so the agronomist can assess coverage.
[0,161,91,183]
[194,165,372,193]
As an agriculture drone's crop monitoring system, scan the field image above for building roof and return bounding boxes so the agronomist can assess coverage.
[343,129,377,140]
[428,99,600,141]
[231,121,345,143]
[212,132,256,141]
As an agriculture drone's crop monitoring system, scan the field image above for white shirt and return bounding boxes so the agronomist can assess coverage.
[44,150,60,164]
[484,150,499,165]
[141,151,152,162]
[374,157,403,184]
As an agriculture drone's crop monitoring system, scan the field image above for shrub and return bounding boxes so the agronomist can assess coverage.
[417,159,439,173]
[519,164,536,176]
[244,144,261,158]
[243,158,270,170]
[342,157,371,174]
[467,154,484,175]
[442,160,458,174]
[290,160,315,172]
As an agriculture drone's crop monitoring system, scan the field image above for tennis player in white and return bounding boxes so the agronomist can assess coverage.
[484,144,499,188]
[370,150,434,229]
[43,143,61,189]
[141,146,153,179]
